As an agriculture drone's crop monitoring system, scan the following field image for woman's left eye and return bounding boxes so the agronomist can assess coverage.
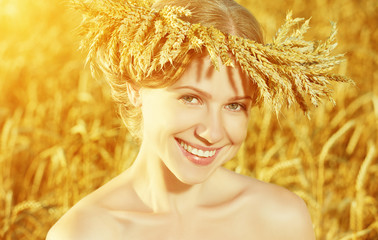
[225,103,245,111]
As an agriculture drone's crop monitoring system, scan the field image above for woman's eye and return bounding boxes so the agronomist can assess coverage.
[180,95,200,104]
[225,103,245,111]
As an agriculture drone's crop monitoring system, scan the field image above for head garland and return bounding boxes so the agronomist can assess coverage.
[72,0,351,117]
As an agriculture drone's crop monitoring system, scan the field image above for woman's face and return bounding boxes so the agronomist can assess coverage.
[139,56,255,184]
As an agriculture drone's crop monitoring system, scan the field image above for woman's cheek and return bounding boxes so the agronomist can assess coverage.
[224,114,249,143]
[167,106,204,129]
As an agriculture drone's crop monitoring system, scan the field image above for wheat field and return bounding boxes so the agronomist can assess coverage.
[0,0,377,239]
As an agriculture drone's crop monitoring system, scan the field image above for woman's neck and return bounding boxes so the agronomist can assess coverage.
[128,143,204,214]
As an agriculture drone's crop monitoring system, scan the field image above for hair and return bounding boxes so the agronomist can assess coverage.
[105,0,264,141]
[152,0,263,42]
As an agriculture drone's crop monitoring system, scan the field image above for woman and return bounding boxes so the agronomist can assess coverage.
[47,0,348,239]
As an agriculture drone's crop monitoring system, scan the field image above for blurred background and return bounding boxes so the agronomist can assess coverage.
[0,0,376,239]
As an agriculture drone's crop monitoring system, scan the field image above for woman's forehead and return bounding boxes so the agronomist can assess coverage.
[172,55,256,97]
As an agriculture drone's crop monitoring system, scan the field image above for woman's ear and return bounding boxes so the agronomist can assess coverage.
[126,83,142,107]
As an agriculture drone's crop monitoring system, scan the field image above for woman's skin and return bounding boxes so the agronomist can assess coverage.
[47,56,316,240]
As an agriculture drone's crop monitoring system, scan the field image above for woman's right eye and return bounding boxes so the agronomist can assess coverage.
[180,95,200,105]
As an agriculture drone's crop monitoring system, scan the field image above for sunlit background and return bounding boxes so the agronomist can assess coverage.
[0,0,377,239]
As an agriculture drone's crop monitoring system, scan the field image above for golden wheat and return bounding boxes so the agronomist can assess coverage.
[0,0,377,239]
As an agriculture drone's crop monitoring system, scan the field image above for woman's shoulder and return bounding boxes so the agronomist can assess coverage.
[46,200,119,240]
[223,168,307,207]
[222,169,316,240]
[46,172,138,240]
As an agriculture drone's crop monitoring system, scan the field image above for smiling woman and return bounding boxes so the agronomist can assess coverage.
[135,56,254,186]
[45,0,349,239]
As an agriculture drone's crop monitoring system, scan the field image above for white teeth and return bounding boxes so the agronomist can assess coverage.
[192,148,198,155]
[179,140,216,158]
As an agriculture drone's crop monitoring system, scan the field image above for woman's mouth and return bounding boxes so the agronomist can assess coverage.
[175,138,220,166]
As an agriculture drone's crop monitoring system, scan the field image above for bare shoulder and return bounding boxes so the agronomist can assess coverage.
[46,172,136,240]
[253,181,315,239]
[46,201,118,240]
[224,169,316,240]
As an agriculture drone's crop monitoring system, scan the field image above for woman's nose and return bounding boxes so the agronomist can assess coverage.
[195,110,224,145]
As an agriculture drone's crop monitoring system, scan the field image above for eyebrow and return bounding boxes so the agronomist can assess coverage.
[172,86,253,102]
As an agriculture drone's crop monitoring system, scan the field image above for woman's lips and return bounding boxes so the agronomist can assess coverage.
[175,138,220,166]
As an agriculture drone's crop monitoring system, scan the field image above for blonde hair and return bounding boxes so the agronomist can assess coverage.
[152,0,263,42]
[100,0,263,141]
